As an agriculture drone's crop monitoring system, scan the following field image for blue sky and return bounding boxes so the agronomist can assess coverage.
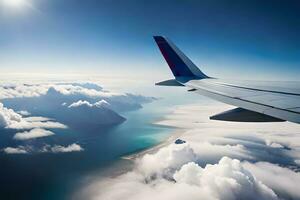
[0,0,299,80]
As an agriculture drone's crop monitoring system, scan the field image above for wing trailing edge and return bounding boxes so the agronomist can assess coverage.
[155,79,184,86]
[210,107,285,122]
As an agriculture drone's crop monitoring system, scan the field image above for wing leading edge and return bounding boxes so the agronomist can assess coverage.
[154,36,300,124]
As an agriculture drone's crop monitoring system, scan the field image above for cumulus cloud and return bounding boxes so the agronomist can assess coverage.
[76,103,300,200]
[68,100,93,108]
[3,143,84,154]
[13,128,54,140]
[25,116,52,122]
[244,161,300,200]
[94,100,110,108]
[0,102,67,130]
[265,139,284,148]
[10,120,67,130]
[174,158,277,200]
[68,99,110,108]
[136,143,197,179]
[3,146,28,154]
[0,82,117,99]
[0,102,23,128]
[17,110,31,116]
[44,143,84,153]
[77,153,278,200]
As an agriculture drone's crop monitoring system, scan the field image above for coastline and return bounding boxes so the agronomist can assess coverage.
[121,104,192,160]
[74,103,300,200]
[121,128,185,160]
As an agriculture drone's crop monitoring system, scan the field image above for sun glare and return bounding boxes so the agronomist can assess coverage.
[2,0,26,7]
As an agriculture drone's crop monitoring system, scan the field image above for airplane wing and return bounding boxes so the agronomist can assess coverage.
[153,36,300,124]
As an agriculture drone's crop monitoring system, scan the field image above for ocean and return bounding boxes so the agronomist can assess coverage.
[0,100,176,200]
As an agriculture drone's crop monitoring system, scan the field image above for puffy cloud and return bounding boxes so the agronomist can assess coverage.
[265,139,284,148]
[0,102,67,130]
[17,110,31,116]
[76,103,300,200]
[69,83,103,91]
[48,143,84,153]
[13,128,54,140]
[156,104,300,164]
[174,158,277,200]
[244,162,300,200]
[68,99,110,108]
[3,146,28,154]
[68,100,93,108]
[25,116,52,122]
[0,102,23,128]
[0,83,49,99]
[0,83,116,100]
[94,100,110,108]
[136,143,197,179]
[49,84,117,98]
[3,143,84,154]
[77,155,278,200]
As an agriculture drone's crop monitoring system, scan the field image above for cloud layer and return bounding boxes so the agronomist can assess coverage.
[77,144,280,200]
[76,103,300,200]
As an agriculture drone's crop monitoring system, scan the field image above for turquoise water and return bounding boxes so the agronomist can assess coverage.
[0,86,203,200]
[48,101,175,200]
[0,100,174,200]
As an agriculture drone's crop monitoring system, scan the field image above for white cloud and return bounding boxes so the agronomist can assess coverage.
[50,143,83,153]
[8,118,67,130]
[24,116,52,122]
[13,128,54,140]
[265,139,284,148]
[68,99,110,108]
[0,102,23,128]
[244,162,300,200]
[0,102,67,130]
[0,83,117,100]
[94,100,110,108]
[174,158,277,200]
[136,143,197,179]
[3,146,28,154]
[3,143,84,154]
[77,155,278,200]
[49,84,117,98]
[75,103,300,200]
[68,100,93,108]
[0,83,49,99]
[17,110,31,116]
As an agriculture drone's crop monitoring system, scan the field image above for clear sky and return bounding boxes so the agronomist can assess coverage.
[0,0,299,80]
